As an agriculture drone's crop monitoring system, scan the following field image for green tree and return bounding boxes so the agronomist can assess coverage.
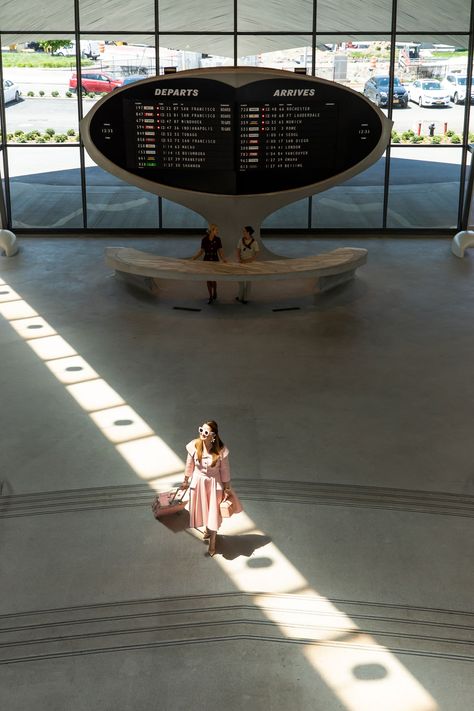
[38,39,73,54]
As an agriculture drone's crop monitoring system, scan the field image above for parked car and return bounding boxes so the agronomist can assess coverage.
[2,79,21,103]
[408,79,450,107]
[69,72,123,93]
[363,75,408,108]
[442,74,474,104]
[54,40,100,60]
[23,41,44,52]
[119,75,147,87]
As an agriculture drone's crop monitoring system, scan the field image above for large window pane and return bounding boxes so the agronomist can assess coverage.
[392,35,469,141]
[462,146,473,227]
[238,0,313,32]
[317,0,392,32]
[85,158,158,228]
[79,0,154,32]
[263,199,310,228]
[8,146,83,228]
[79,37,156,100]
[397,2,471,32]
[0,5,74,31]
[160,0,233,32]
[238,38,312,69]
[161,199,207,228]
[159,36,234,71]
[0,155,8,229]
[387,146,462,227]
[312,157,385,228]
[3,36,80,143]
[315,36,390,86]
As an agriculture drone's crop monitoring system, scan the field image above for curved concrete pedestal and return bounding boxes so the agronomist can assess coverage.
[452,230,474,258]
[0,230,18,257]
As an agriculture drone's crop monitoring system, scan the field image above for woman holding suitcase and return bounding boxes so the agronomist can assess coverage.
[182,420,242,556]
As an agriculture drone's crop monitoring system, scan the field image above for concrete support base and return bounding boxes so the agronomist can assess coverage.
[451,230,474,258]
[315,269,355,294]
[0,229,18,257]
[115,271,159,295]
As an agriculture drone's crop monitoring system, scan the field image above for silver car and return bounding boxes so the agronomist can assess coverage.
[442,74,474,104]
[408,80,450,107]
[2,79,21,104]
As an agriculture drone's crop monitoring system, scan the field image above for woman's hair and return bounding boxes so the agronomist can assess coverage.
[244,225,254,236]
[207,223,218,236]
[195,420,224,467]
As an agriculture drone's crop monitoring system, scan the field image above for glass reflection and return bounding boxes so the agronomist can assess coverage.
[159,36,234,71]
[161,199,207,229]
[238,39,312,68]
[78,0,154,32]
[312,158,385,229]
[8,146,83,228]
[0,4,74,31]
[387,146,462,227]
[85,157,158,228]
[160,0,233,32]
[238,0,312,32]
[397,2,470,32]
[262,199,309,228]
[317,0,392,32]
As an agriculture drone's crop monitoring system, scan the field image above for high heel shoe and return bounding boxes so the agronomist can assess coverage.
[208,532,217,557]
[203,528,210,541]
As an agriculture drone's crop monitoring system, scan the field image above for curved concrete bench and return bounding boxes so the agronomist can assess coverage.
[106,246,368,296]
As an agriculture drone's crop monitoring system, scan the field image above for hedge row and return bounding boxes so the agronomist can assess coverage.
[4,128,79,143]
[391,129,474,144]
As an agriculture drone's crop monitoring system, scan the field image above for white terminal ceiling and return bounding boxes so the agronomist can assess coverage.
[0,0,471,56]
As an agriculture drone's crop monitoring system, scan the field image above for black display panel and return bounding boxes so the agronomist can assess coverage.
[88,76,384,195]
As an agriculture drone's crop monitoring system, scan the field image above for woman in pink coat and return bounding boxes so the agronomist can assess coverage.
[182,420,242,556]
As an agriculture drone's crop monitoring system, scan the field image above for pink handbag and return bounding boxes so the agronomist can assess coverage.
[220,498,235,518]
[152,488,186,519]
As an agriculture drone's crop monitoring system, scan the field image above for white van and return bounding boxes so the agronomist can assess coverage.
[53,40,100,60]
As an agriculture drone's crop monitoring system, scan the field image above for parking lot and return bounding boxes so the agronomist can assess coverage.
[3,92,469,137]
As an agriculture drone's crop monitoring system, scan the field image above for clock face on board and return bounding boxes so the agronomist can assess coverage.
[86,74,386,196]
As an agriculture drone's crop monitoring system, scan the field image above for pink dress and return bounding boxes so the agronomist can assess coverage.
[184,440,243,531]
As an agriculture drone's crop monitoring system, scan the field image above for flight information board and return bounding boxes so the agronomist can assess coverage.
[125,100,234,170]
[238,101,337,171]
[88,76,384,195]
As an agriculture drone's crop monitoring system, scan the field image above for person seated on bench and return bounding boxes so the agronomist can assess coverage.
[235,225,260,305]
[190,223,227,304]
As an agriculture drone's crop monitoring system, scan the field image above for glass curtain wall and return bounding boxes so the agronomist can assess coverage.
[0,0,473,232]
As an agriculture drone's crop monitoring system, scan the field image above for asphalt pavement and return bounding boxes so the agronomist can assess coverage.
[4,97,94,133]
[386,102,468,136]
[4,95,468,136]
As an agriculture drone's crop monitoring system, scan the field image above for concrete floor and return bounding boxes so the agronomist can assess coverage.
[0,234,473,710]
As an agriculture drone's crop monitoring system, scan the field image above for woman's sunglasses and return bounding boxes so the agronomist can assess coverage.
[199,426,212,436]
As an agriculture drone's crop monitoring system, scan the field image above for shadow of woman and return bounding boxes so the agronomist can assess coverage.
[157,512,271,560]
[157,509,190,533]
[217,534,272,560]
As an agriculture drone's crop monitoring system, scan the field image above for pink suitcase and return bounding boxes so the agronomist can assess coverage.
[152,488,187,519]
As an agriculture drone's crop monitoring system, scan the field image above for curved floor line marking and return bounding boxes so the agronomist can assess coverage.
[0,634,472,667]
[1,590,473,622]
[2,478,472,519]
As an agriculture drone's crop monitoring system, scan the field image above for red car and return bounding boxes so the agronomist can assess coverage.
[69,72,123,93]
